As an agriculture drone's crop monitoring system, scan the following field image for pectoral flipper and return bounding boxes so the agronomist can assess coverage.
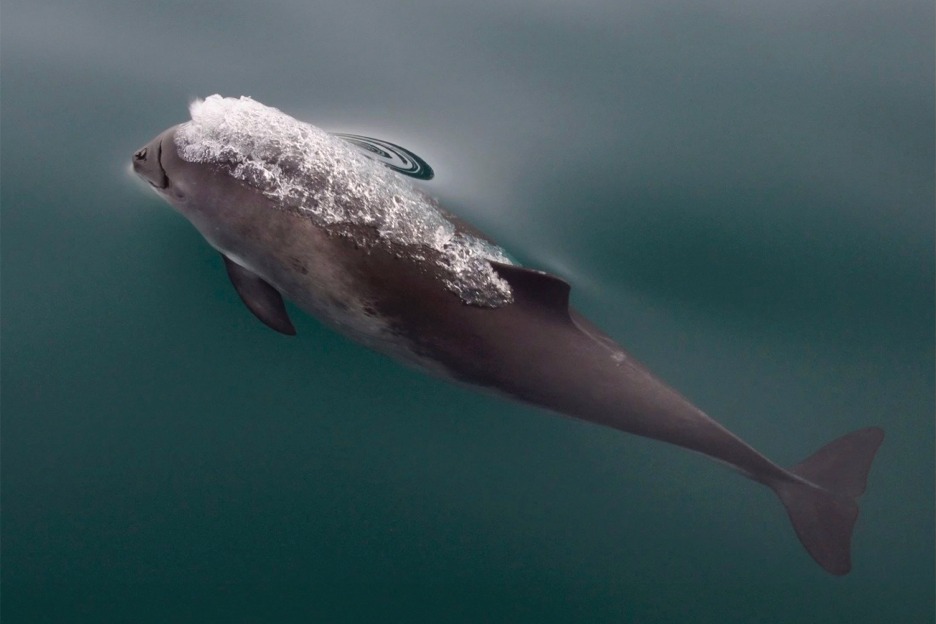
[222,254,296,336]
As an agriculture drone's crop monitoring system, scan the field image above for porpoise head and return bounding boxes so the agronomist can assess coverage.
[132,96,514,307]
[131,125,197,218]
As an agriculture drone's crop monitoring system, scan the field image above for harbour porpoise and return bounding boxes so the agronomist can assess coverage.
[132,95,883,575]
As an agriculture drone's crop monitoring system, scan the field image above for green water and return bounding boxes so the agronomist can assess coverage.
[2,1,933,622]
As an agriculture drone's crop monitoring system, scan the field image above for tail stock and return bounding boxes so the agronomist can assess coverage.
[770,427,884,575]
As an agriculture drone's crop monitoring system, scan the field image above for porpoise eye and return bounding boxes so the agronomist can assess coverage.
[134,148,147,161]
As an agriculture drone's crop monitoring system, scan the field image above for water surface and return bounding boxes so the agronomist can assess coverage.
[2,1,933,622]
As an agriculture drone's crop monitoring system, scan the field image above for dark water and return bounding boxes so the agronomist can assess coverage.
[2,1,933,622]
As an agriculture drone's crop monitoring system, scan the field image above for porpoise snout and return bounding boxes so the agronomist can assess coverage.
[132,136,168,189]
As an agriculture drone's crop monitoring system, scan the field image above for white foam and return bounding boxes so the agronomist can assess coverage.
[174,95,513,306]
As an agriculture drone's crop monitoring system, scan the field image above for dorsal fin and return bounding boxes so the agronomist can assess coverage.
[490,261,572,322]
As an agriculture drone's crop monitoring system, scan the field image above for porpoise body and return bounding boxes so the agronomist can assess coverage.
[133,95,883,575]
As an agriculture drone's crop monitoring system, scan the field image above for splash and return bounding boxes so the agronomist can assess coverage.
[174,95,512,307]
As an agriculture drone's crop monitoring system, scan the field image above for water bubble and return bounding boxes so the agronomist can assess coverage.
[174,95,512,307]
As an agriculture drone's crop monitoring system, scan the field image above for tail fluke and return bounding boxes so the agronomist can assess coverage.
[771,427,884,575]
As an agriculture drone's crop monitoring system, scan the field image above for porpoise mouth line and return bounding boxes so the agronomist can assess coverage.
[152,141,166,189]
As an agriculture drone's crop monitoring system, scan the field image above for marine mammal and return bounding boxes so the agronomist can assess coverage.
[132,95,883,575]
